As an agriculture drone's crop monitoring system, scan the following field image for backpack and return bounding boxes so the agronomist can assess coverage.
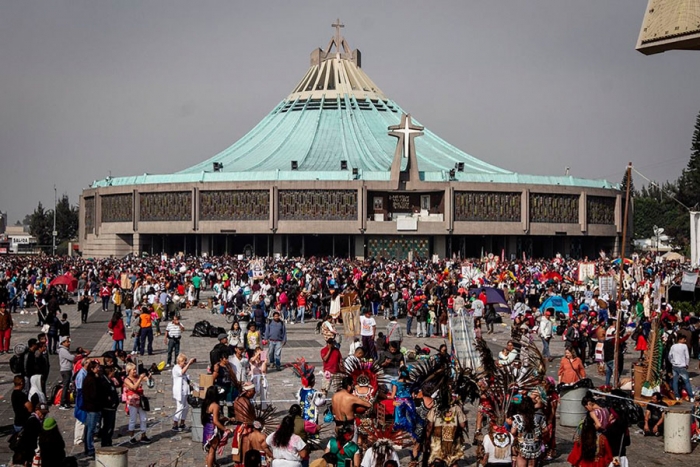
[8,426,23,452]
[10,349,27,375]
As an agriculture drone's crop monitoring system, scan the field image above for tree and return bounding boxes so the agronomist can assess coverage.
[14,220,22,227]
[26,195,79,253]
[55,194,78,242]
[29,202,52,248]
[677,111,700,210]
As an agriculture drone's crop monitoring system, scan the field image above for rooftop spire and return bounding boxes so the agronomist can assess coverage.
[325,17,351,55]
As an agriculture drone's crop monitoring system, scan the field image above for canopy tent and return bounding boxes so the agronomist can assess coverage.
[49,274,78,292]
[540,295,570,315]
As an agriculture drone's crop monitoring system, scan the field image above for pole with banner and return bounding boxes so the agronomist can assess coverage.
[614,163,632,388]
[449,310,480,370]
[691,212,700,267]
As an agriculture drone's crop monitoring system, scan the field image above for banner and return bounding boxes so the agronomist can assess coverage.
[449,312,480,370]
[691,212,700,266]
[681,272,698,292]
[598,276,616,301]
[578,262,596,282]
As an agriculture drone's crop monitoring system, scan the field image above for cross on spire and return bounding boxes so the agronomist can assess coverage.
[332,18,344,49]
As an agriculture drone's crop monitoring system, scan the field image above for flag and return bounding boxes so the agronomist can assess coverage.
[681,272,698,292]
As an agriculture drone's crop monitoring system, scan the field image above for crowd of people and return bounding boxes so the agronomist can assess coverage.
[0,251,695,467]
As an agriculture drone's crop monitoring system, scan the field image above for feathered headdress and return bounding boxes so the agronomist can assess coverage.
[475,338,547,425]
[333,356,389,400]
[362,425,413,466]
[292,358,316,387]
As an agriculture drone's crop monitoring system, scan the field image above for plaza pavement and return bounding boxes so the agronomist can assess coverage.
[0,298,697,466]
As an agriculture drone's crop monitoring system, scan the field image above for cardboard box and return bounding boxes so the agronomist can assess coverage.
[199,374,214,393]
[190,390,201,399]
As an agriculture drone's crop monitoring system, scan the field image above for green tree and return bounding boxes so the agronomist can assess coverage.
[55,194,78,242]
[26,195,79,253]
[678,111,700,210]
[29,202,52,249]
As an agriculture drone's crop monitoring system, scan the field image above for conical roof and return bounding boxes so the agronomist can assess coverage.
[93,22,614,189]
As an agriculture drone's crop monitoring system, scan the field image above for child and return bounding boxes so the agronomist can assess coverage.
[59,313,70,339]
[439,309,448,338]
[428,305,437,337]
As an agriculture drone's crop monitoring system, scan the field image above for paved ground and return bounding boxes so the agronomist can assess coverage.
[0,299,698,466]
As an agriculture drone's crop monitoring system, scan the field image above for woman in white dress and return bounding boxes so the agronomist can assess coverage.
[171,353,196,431]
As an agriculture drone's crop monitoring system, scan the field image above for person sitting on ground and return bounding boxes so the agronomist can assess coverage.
[639,391,667,436]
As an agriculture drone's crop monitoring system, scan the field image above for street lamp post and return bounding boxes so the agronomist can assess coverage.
[652,225,664,256]
[52,185,57,256]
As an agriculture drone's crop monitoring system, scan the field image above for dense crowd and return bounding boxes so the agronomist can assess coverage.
[0,252,695,467]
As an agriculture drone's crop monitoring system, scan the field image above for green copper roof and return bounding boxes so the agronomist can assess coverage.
[92,35,615,190]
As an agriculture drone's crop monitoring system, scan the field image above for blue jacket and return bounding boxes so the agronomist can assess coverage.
[265,320,287,343]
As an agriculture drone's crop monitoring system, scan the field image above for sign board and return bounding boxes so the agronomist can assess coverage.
[396,217,417,231]
[681,272,698,292]
[10,237,30,244]
[598,276,616,301]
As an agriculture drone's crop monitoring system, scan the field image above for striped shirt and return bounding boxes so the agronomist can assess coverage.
[166,322,183,339]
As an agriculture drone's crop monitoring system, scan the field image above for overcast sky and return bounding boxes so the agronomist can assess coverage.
[1,1,699,223]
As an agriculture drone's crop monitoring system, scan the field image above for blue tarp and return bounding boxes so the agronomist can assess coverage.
[540,295,569,314]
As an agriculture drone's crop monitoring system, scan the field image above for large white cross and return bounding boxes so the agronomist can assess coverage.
[395,117,422,158]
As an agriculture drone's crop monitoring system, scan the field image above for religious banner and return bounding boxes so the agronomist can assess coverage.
[578,262,596,282]
[598,276,615,301]
[691,212,700,266]
[681,272,698,292]
[341,290,360,337]
[449,312,480,370]
[249,259,265,279]
[652,277,662,308]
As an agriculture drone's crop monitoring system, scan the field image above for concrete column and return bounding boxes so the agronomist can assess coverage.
[273,235,283,256]
[507,236,517,259]
[192,187,198,231]
[522,189,529,233]
[615,193,623,234]
[580,191,587,233]
[201,236,210,256]
[133,233,142,255]
[445,187,454,233]
[433,235,446,259]
[133,190,140,233]
[354,235,365,260]
[359,186,366,231]
[270,187,278,232]
[95,192,102,237]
